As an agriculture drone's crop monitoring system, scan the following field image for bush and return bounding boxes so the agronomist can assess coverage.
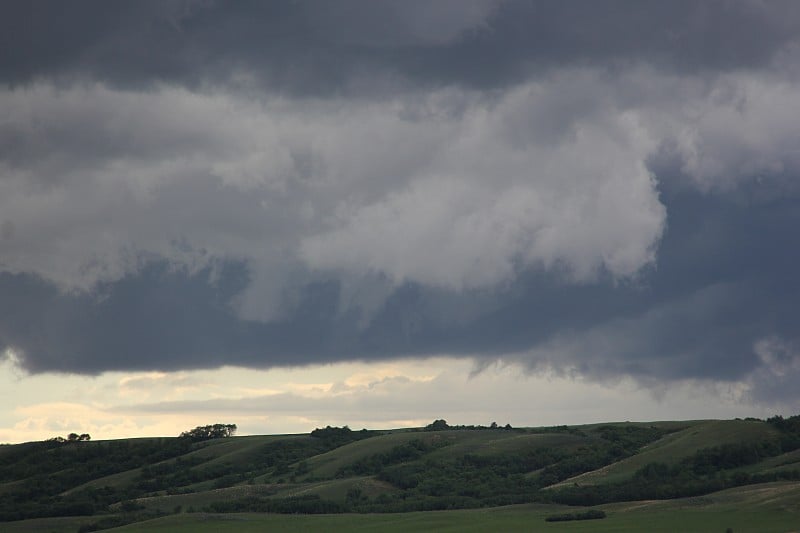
[545,509,607,522]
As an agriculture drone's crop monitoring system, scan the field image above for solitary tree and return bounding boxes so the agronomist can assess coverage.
[180,423,237,440]
[425,419,450,431]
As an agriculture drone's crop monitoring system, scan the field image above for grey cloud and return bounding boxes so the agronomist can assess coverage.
[0,79,665,300]
[3,180,800,405]
[2,1,799,93]
[111,371,522,423]
[749,337,800,404]
[305,0,499,47]
[113,392,350,416]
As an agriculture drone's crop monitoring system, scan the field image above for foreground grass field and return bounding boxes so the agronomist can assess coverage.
[4,481,799,532]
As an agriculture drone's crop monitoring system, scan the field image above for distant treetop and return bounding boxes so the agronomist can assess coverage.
[423,419,514,431]
[47,433,91,443]
[425,419,450,431]
[179,423,237,440]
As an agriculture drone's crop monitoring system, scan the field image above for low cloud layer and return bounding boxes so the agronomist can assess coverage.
[2,1,800,405]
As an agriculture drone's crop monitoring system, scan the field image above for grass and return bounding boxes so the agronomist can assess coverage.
[425,431,588,459]
[181,435,296,468]
[299,432,435,479]
[0,516,98,532]
[550,419,781,487]
[121,484,282,512]
[55,481,795,532]
[732,447,800,475]
[61,466,144,495]
[64,434,304,496]
[129,475,397,512]
[301,430,592,481]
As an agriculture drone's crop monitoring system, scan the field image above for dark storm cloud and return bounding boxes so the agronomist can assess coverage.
[352,178,800,387]
[0,262,343,373]
[2,1,799,92]
[3,178,799,401]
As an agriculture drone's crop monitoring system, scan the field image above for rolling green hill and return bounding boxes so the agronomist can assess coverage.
[1,416,798,532]
[548,419,780,487]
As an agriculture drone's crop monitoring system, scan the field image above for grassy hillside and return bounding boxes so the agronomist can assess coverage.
[550,419,779,487]
[1,416,798,532]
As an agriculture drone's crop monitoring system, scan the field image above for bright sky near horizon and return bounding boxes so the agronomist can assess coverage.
[2,1,800,443]
[0,356,776,443]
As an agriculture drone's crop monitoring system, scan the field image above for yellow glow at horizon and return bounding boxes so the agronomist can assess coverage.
[0,354,786,444]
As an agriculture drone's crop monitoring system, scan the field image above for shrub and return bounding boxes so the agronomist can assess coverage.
[545,509,607,522]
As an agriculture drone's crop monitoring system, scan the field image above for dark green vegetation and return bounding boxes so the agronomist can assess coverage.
[544,509,606,521]
[48,433,92,443]
[179,424,237,440]
[1,416,799,532]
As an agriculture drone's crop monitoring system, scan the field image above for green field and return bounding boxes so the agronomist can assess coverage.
[6,482,797,532]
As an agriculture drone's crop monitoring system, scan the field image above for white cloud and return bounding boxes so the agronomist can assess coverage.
[301,90,664,288]
[639,72,800,190]
[0,78,665,318]
[3,68,800,321]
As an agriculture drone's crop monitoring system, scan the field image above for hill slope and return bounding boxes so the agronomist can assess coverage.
[549,419,780,487]
[1,416,798,531]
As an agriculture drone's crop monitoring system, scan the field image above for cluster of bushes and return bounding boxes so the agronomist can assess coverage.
[545,509,606,522]
[47,433,91,443]
[423,419,515,431]
[311,425,372,446]
[179,424,237,440]
[204,494,345,514]
[767,414,800,451]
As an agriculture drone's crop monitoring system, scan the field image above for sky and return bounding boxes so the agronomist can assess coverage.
[1,0,800,443]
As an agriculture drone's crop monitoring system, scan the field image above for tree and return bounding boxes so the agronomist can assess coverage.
[49,433,90,444]
[180,424,237,440]
[425,419,450,431]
